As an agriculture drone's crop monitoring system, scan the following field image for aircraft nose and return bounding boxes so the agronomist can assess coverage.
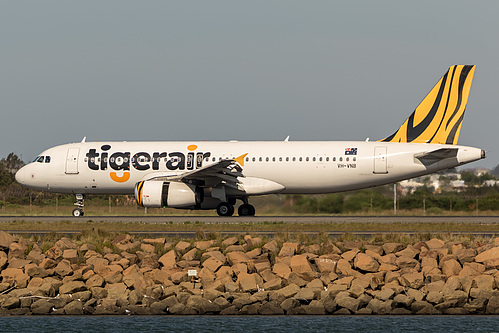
[15,166,28,185]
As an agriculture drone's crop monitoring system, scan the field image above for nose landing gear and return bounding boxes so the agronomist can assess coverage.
[72,193,85,217]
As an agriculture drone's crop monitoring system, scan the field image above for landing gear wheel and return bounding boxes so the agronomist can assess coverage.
[72,208,84,217]
[238,204,255,216]
[73,193,85,217]
[216,202,234,217]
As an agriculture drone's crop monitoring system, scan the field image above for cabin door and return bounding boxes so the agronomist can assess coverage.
[65,148,80,174]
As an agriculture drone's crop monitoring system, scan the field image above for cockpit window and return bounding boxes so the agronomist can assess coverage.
[36,156,44,163]
[45,156,51,163]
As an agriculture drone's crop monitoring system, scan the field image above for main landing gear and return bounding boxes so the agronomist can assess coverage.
[72,193,85,217]
[216,198,255,217]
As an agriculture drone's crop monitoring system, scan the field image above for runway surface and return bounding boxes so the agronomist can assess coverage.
[0,215,498,224]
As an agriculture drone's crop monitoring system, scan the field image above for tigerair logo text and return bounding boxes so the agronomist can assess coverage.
[86,144,211,183]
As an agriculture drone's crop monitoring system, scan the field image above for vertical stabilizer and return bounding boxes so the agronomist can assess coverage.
[380,65,475,144]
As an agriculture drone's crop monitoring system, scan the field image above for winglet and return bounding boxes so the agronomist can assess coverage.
[379,65,475,145]
[234,153,248,166]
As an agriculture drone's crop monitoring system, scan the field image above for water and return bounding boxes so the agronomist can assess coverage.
[0,316,497,333]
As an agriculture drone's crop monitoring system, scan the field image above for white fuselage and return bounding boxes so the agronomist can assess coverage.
[15,141,484,195]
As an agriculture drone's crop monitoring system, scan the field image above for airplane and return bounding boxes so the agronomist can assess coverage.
[15,65,485,217]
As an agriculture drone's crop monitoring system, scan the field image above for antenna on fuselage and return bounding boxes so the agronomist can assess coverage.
[284,136,290,142]
[81,137,87,143]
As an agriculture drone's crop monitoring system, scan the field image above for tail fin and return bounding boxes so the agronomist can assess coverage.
[380,65,475,144]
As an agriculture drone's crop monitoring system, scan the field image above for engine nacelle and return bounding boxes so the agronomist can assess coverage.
[135,181,201,208]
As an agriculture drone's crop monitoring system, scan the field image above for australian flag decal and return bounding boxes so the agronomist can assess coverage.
[345,148,358,155]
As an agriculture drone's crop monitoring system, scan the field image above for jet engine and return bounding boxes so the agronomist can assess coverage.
[135,181,202,208]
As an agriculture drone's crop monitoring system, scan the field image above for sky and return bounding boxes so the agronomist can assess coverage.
[1,1,498,168]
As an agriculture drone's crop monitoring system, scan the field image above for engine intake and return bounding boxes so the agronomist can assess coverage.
[135,181,201,208]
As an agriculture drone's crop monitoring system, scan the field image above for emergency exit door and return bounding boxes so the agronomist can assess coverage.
[373,146,388,174]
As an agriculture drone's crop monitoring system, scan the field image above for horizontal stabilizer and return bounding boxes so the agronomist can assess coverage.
[414,148,458,166]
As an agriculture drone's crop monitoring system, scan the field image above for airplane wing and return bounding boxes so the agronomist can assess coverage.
[414,148,458,166]
[144,154,247,190]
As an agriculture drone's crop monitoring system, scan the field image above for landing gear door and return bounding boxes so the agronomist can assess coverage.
[66,148,80,174]
[373,146,388,174]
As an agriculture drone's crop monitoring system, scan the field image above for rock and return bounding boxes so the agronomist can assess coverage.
[225,245,246,253]
[64,300,84,315]
[354,253,379,272]
[0,231,14,250]
[294,288,315,303]
[258,300,284,315]
[335,293,361,313]
[272,262,291,279]
[158,250,177,269]
[140,243,155,253]
[473,275,495,290]
[226,251,250,266]
[278,243,298,257]
[31,299,53,314]
[123,265,148,292]
[186,295,220,314]
[55,237,77,250]
[443,290,468,307]
[143,238,166,246]
[395,245,419,259]
[182,248,198,261]
[261,240,279,254]
[45,246,63,260]
[382,243,404,254]
[237,273,258,293]
[442,259,462,276]
[426,291,444,304]
[315,256,338,274]
[303,300,326,314]
[341,249,360,262]
[425,238,445,249]
[0,268,27,287]
[399,272,424,289]
[456,248,477,264]
[86,274,105,288]
[290,255,315,280]
[60,281,87,294]
[2,296,20,309]
[54,260,73,277]
[475,246,499,263]
[486,295,499,314]
[277,283,300,298]
[375,288,395,301]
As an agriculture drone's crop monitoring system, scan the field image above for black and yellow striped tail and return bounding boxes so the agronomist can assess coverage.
[380,65,475,145]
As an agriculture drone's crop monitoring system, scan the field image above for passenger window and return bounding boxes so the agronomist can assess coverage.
[266,157,269,162]
[45,156,51,163]
[286,157,289,162]
[319,157,322,162]
[339,157,343,162]
[272,157,276,162]
[313,157,316,162]
[306,157,309,162]
[245,157,249,162]
[333,157,336,161]
[326,157,329,162]
[353,157,356,161]
[299,157,302,162]
[346,157,349,161]
[293,157,296,162]
[279,157,282,162]
[259,157,262,162]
